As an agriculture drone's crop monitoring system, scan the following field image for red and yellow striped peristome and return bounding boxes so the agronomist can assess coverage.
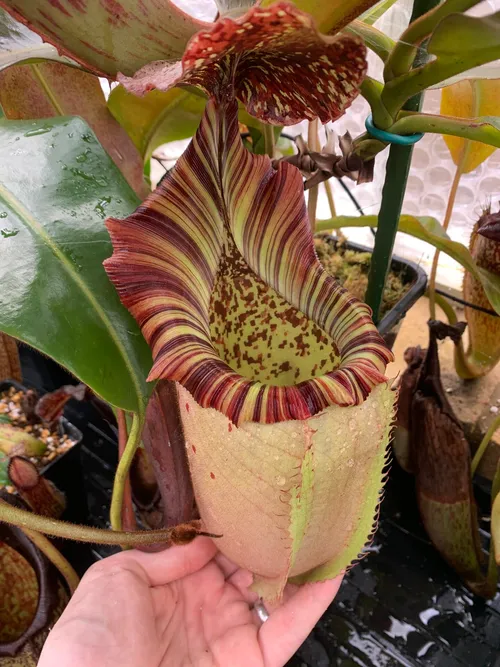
[105,98,392,425]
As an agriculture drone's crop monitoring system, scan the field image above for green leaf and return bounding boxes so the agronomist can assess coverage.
[429,11,500,65]
[358,0,399,25]
[0,1,207,77]
[0,7,78,71]
[0,62,148,198]
[317,214,500,316]
[261,0,381,32]
[347,20,395,62]
[383,11,500,112]
[0,116,152,413]
[108,86,206,162]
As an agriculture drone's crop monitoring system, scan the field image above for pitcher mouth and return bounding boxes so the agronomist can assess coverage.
[105,97,392,425]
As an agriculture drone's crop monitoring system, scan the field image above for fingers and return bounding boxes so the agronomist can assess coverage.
[83,536,218,589]
[214,552,240,579]
[259,576,343,667]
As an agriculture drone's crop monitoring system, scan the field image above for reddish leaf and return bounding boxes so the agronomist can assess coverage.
[0,333,21,382]
[0,62,148,198]
[0,0,207,77]
[119,2,367,125]
[35,383,86,424]
[393,346,424,474]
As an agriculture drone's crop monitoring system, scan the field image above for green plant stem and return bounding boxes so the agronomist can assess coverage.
[117,408,136,533]
[428,162,463,319]
[471,414,500,477]
[21,527,80,594]
[263,123,275,158]
[359,78,393,129]
[346,21,396,63]
[390,113,500,150]
[383,52,500,118]
[110,412,143,531]
[0,499,215,546]
[365,0,441,323]
[359,0,400,26]
[365,145,414,322]
[431,290,458,325]
[384,0,484,80]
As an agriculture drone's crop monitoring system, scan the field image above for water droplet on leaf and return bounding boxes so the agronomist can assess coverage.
[24,125,53,137]
[94,196,112,219]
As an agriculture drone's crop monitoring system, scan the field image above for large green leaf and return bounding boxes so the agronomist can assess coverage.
[317,215,500,315]
[383,11,500,109]
[0,62,148,198]
[0,116,152,413]
[0,0,207,77]
[0,7,77,71]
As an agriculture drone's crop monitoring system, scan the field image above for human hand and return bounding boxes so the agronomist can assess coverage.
[38,537,342,667]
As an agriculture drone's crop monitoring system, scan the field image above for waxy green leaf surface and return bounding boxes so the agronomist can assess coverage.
[0,116,152,412]
[0,62,148,197]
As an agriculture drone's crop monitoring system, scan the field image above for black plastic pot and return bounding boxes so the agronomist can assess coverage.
[0,380,85,525]
[319,235,428,349]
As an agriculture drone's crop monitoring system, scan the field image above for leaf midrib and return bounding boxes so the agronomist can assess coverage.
[0,180,144,412]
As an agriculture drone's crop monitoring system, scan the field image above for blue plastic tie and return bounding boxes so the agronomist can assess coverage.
[364,114,424,146]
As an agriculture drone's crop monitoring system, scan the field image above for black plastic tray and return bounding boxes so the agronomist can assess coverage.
[319,235,428,347]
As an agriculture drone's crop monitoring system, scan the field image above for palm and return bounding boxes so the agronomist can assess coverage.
[39,538,341,667]
[154,555,265,666]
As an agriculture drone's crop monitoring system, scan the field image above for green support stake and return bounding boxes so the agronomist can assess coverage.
[365,0,441,323]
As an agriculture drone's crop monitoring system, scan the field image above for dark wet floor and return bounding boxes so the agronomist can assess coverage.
[287,468,500,667]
